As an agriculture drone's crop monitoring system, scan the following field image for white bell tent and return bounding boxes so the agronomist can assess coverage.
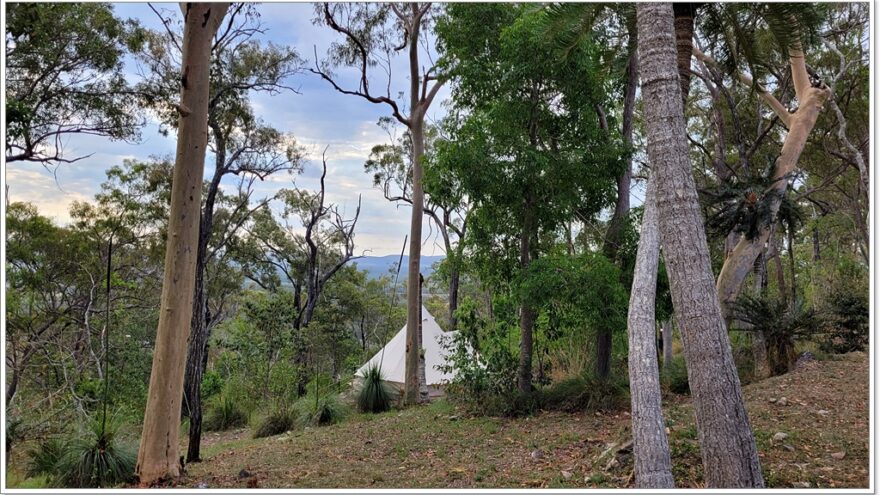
[355,306,456,395]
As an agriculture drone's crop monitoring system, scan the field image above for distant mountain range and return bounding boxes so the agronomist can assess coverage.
[351,255,445,280]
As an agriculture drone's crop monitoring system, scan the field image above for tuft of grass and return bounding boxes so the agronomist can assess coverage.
[204,395,248,432]
[54,412,136,488]
[356,364,395,414]
[253,409,296,439]
[661,356,690,395]
[295,393,349,427]
[540,373,629,413]
[26,437,66,478]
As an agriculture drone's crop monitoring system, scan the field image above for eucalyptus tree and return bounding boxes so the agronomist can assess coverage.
[364,121,470,332]
[136,3,229,484]
[436,4,622,393]
[5,3,144,165]
[637,3,762,487]
[312,3,445,404]
[134,3,304,461]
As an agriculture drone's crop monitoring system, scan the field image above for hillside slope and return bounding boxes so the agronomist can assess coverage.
[181,352,868,489]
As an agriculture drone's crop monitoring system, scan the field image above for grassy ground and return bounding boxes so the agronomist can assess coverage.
[176,352,869,489]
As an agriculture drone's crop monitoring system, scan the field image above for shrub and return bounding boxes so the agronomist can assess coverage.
[732,294,819,375]
[200,369,223,399]
[6,416,24,455]
[356,364,395,413]
[661,356,690,395]
[203,395,248,432]
[253,409,296,439]
[540,373,629,413]
[819,289,868,354]
[54,413,136,488]
[295,393,348,427]
[26,437,66,478]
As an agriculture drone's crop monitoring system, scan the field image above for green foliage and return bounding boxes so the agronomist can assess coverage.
[53,413,136,488]
[357,364,395,414]
[661,356,691,395]
[7,416,24,454]
[26,437,66,478]
[204,395,249,432]
[201,369,224,400]
[253,409,296,439]
[819,288,869,354]
[294,393,349,427]
[539,373,629,413]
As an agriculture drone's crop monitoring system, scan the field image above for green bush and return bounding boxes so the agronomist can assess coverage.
[54,413,136,488]
[203,395,248,432]
[356,364,395,413]
[26,437,66,478]
[253,409,296,438]
[540,373,629,413]
[732,295,819,375]
[295,393,348,427]
[200,369,224,399]
[820,289,868,354]
[7,416,24,455]
[661,356,690,395]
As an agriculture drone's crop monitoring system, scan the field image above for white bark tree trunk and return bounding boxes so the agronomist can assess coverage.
[637,3,763,487]
[626,178,675,488]
[136,3,228,485]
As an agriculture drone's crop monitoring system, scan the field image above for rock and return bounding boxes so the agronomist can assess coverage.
[791,481,811,488]
[783,444,795,452]
[831,451,846,460]
[769,397,778,403]
[448,415,460,421]
[561,470,573,480]
[196,482,209,489]
[531,449,544,460]
[772,432,789,442]
[778,397,789,406]
[605,457,620,470]
[238,469,252,479]
[817,409,830,417]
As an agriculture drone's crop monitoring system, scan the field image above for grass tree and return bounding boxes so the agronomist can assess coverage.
[636,2,763,487]
[136,3,229,485]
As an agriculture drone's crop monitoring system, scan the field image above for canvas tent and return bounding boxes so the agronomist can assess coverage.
[355,307,456,397]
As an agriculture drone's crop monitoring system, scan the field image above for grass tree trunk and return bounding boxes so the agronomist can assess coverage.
[637,3,763,487]
[626,178,675,488]
[136,2,228,485]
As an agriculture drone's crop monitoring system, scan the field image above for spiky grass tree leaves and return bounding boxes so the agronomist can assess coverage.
[54,412,136,488]
[357,364,395,414]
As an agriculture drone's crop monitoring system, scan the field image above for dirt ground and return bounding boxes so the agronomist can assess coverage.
[178,352,869,489]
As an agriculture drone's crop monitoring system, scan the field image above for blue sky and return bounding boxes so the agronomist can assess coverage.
[6,3,453,256]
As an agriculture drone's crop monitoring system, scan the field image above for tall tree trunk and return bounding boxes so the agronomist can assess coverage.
[751,251,770,380]
[517,193,536,394]
[597,32,638,379]
[183,150,223,462]
[713,41,831,318]
[448,264,460,332]
[418,275,428,401]
[625,178,675,488]
[637,4,763,487]
[787,225,797,304]
[136,3,228,485]
[672,3,697,108]
[770,225,787,299]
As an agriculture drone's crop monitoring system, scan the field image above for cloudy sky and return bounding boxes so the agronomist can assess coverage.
[6,3,453,256]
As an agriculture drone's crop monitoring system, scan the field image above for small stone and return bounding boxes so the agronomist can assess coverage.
[531,449,544,460]
[665,427,670,434]
[831,451,846,460]
[448,415,460,421]
[197,482,209,489]
[561,470,573,480]
[769,397,778,403]
[783,444,795,452]
[772,432,789,442]
[817,409,830,416]
[791,481,811,488]
[778,397,789,406]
